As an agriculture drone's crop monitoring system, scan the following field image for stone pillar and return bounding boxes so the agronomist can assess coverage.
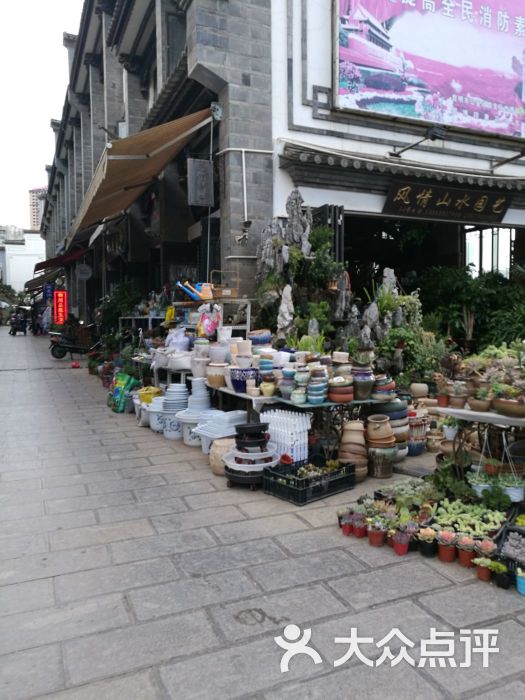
[73,120,83,216]
[88,60,106,171]
[124,69,148,135]
[101,10,124,139]
[155,0,170,90]
[79,107,92,194]
[187,0,273,296]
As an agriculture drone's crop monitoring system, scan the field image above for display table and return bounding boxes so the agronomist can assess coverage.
[209,385,279,415]
[437,407,525,429]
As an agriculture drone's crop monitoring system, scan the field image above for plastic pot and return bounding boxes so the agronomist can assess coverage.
[393,541,409,556]
[477,566,491,582]
[342,523,352,536]
[516,576,525,596]
[457,549,476,568]
[437,394,449,407]
[438,543,457,562]
[419,540,438,558]
[368,529,386,547]
[495,573,511,589]
[354,525,367,538]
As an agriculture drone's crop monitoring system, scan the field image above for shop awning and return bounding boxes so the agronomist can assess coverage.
[34,248,86,273]
[67,107,213,247]
[24,267,63,292]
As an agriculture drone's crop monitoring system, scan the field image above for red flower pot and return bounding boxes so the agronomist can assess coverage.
[458,549,475,568]
[354,525,367,538]
[438,544,457,562]
[342,523,352,536]
[368,529,386,547]
[437,394,449,407]
[477,566,491,582]
[393,541,409,556]
[386,536,394,548]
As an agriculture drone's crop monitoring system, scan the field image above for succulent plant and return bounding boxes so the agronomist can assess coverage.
[436,529,457,546]
[475,538,497,556]
[418,527,437,543]
[456,534,476,551]
[472,557,492,567]
[502,532,525,565]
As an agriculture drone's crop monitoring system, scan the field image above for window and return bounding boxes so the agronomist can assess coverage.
[465,226,514,277]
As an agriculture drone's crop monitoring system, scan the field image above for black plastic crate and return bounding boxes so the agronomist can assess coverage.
[263,462,355,506]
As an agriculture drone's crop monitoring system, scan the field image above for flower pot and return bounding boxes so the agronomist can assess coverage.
[449,395,467,408]
[419,540,438,558]
[472,483,492,498]
[477,566,491,582]
[367,529,386,547]
[354,525,367,538]
[468,398,491,412]
[342,522,353,536]
[503,485,525,503]
[438,543,456,562]
[437,394,449,407]
[495,572,511,589]
[516,576,525,596]
[393,541,409,556]
[457,548,476,568]
[443,426,458,441]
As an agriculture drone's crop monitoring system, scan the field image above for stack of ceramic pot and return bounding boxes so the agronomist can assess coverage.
[187,377,211,411]
[307,367,328,405]
[327,376,354,403]
[351,364,375,401]
[371,374,397,401]
[339,420,368,482]
[373,399,409,461]
[408,410,428,456]
[222,422,279,489]
[366,414,397,478]
[278,367,296,400]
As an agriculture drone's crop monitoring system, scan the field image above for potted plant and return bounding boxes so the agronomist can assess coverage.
[433,373,450,407]
[352,507,368,538]
[516,568,525,596]
[468,387,492,412]
[484,458,503,477]
[418,527,438,557]
[442,416,459,441]
[475,538,497,557]
[472,557,492,582]
[341,514,353,536]
[392,529,411,556]
[437,529,457,562]
[337,506,350,528]
[498,474,525,503]
[467,471,492,498]
[489,561,511,589]
[367,517,387,547]
[449,380,468,408]
[456,534,477,567]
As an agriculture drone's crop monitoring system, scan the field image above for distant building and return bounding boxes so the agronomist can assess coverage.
[0,226,45,291]
[29,187,47,230]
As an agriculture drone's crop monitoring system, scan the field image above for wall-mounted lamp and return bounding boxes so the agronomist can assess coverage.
[388,125,448,159]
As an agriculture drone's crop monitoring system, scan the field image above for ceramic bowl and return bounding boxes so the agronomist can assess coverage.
[236,355,253,369]
[307,396,325,405]
[282,368,296,379]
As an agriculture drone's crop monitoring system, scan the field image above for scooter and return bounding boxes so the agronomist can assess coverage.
[49,326,101,359]
[9,315,27,336]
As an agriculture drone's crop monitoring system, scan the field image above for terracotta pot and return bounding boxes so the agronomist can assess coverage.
[457,548,475,568]
[449,395,467,408]
[367,529,386,547]
[354,525,367,538]
[437,394,449,407]
[438,543,456,562]
[393,541,409,556]
[468,398,491,412]
[477,565,491,582]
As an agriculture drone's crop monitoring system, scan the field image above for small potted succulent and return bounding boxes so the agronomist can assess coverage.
[472,557,492,582]
[442,416,459,441]
[341,514,353,536]
[367,516,388,547]
[392,529,411,556]
[337,506,351,529]
[516,568,525,596]
[437,529,458,562]
[418,527,438,558]
[475,538,497,557]
[468,387,492,412]
[489,561,510,589]
[352,511,368,538]
[456,534,476,568]
[448,380,468,408]
[434,373,450,407]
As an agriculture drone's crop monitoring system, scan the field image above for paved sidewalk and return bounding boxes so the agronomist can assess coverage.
[0,328,524,699]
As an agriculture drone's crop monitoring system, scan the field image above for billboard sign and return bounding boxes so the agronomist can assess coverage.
[334,1,525,138]
[53,290,68,325]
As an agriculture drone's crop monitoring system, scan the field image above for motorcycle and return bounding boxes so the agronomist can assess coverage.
[9,315,27,336]
[49,325,101,359]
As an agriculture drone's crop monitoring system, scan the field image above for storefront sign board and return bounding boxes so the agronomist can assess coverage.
[53,290,68,325]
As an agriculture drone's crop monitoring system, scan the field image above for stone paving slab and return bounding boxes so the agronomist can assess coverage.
[35,670,163,700]
[0,645,64,700]
[0,579,55,617]
[151,504,246,533]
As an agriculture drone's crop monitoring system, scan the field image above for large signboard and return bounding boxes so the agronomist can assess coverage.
[334,0,525,138]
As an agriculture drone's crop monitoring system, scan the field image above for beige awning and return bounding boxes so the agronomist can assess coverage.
[67,107,213,248]
[25,267,63,292]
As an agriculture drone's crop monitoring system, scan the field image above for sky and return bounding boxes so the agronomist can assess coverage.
[0,0,85,229]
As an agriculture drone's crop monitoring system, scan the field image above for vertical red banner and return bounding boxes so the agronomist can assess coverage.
[53,290,68,325]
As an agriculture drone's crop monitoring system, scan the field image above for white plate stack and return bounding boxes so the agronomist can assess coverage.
[188,377,211,412]
[163,383,189,413]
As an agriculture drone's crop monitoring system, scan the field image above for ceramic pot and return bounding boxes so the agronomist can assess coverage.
[353,377,374,401]
[260,381,276,397]
[163,415,183,440]
[410,382,429,398]
[209,438,235,475]
[437,394,450,407]
[449,395,467,408]
[438,543,457,562]
[209,344,228,364]
[368,529,386,547]
[193,341,210,358]
[191,357,211,378]
[468,398,491,412]
[367,415,394,440]
[443,426,458,441]
[291,389,307,405]
[295,369,310,386]
[344,420,365,431]
[237,339,252,355]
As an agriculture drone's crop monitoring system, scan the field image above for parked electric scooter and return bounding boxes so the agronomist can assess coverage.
[9,313,27,336]
[49,324,101,359]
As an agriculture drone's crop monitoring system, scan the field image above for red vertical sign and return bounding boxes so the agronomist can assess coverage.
[53,290,68,325]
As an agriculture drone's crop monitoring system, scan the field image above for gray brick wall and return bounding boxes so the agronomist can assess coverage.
[187,0,273,295]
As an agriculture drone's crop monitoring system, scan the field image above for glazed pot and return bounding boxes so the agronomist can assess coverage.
[353,378,374,401]
[368,529,386,547]
[295,369,310,386]
[208,344,228,364]
[438,543,456,562]
[191,357,211,378]
[260,381,276,397]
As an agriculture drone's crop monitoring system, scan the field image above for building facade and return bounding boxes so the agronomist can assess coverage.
[0,226,45,291]
[39,0,525,318]
[29,188,47,231]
